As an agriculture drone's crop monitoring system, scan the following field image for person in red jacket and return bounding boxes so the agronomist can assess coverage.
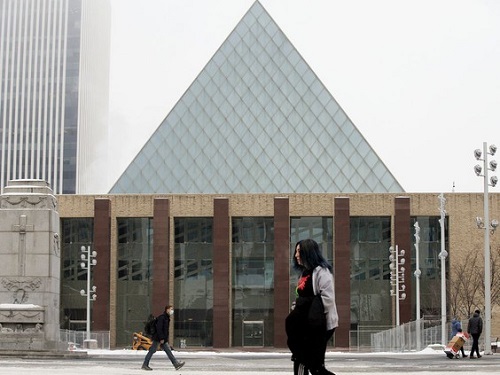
[142,305,185,371]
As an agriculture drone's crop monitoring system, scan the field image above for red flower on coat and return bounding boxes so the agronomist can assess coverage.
[297,274,310,291]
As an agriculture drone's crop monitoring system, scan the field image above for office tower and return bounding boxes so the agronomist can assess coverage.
[0,0,110,194]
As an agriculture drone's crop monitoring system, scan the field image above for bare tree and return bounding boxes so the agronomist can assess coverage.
[477,244,500,314]
[449,244,500,320]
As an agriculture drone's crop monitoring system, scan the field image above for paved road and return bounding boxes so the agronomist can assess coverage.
[1,351,499,374]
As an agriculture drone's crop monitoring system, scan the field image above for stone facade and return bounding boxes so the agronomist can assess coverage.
[0,180,61,350]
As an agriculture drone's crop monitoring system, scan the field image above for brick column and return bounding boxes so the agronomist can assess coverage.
[93,198,111,331]
[274,197,290,348]
[394,196,412,323]
[213,198,230,348]
[334,197,350,348]
[153,198,170,313]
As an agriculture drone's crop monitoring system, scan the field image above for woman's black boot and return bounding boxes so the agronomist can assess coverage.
[294,360,309,375]
[311,365,335,375]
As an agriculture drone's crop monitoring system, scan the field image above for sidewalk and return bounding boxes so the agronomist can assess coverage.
[1,347,499,374]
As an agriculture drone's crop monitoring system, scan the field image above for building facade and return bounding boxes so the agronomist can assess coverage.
[0,0,110,194]
[57,192,500,349]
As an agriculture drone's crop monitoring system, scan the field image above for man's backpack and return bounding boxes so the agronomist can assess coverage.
[144,314,157,336]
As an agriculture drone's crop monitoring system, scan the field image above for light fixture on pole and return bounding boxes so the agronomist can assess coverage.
[473,142,497,355]
[389,245,406,326]
[414,221,421,351]
[80,245,97,343]
[438,193,448,346]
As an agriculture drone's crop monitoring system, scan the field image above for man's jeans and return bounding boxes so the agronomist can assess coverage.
[143,340,178,367]
[470,333,481,357]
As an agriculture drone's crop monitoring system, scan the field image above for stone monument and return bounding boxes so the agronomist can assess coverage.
[0,180,61,350]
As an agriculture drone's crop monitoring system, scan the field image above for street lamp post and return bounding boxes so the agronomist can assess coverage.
[80,245,97,343]
[389,245,406,326]
[438,193,448,346]
[414,222,421,351]
[473,142,498,355]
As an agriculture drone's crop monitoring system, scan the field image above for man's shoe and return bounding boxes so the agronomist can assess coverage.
[462,355,468,358]
[477,355,482,358]
[175,361,185,370]
[141,364,153,371]
[470,356,475,359]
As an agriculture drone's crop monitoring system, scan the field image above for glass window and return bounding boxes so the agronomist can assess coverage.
[350,216,392,343]
[116,218,153,347]
[60,218,93,331]
[232,217,274,347]
[290,216,333,293]
[410,216,448,318]
[174,218,213,347]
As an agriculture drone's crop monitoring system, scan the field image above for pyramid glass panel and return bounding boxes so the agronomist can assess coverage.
[110,1,403,194]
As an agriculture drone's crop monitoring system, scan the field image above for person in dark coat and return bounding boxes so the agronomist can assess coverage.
[142,305,185,371]
[467,309,483,359]
[286,239,338,375]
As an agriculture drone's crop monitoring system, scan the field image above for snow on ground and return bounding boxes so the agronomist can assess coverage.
[83,344,447,357]
[0,345,491,375]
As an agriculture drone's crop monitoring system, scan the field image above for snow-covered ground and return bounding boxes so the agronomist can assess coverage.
[2,345,497,375]
[82,344,446,357]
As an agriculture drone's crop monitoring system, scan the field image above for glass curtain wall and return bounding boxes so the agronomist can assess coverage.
[289,217,334,305]
[410,216,448,319]
[60,218,93,330]
[116,218,153,347]
[174,218,213,347]
[350,217,392,342]
[232,217,274,347]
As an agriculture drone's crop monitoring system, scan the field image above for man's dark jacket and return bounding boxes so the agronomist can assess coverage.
[153,311,170,342]
[467,312,483,335]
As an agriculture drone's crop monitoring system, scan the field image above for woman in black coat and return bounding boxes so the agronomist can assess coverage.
[286,239,339,375]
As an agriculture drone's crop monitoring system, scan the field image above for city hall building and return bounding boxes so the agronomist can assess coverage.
[58,193,499,349]
[4,2,499,349]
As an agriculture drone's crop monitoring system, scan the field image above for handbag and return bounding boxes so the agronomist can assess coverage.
[308,294,326,327]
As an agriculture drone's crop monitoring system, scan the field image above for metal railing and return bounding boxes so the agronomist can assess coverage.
[59,330,110,350]
[369,319,481,353]
[370,320,441,352]
[349,325,393,350]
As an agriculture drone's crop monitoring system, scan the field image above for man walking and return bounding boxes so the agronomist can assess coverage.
[142,305,185,371]
[467,309,483,359]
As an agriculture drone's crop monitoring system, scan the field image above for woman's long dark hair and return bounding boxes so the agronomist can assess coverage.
[293,238,332,272]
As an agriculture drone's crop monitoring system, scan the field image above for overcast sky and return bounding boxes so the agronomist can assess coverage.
[107,0,500,194]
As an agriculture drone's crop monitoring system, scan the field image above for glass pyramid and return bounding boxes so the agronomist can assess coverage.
[110,1,404,194]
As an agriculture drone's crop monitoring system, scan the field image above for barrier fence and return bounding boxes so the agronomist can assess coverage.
[367,319,493,353]
[57,326,495,353]
[59,330,110,350]
[370,319,438,352]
